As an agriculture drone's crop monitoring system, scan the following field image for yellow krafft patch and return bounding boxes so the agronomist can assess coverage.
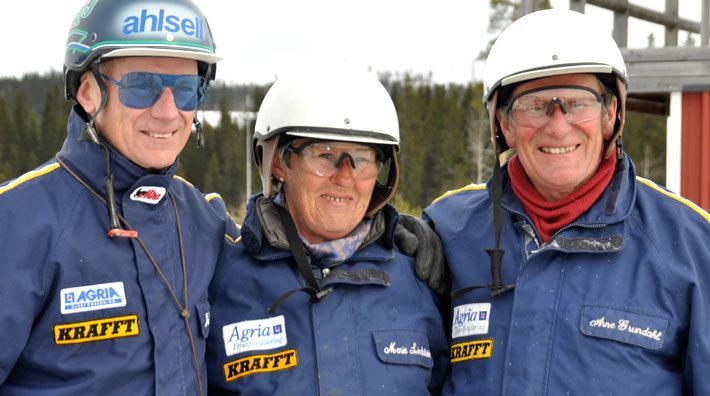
[223,348,298,382]
[54,314,140,345]
[450,339,494,363]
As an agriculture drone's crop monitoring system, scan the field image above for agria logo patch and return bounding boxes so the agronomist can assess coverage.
[54,314,140,345]
[223,348,298,382]
[130,186,166,204]
[222,315,287,356]
[61,282,126,314]
[452,302,491,338]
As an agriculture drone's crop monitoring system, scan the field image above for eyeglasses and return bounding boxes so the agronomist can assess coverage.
[284,140,384,179]
[100,72,206,111]
[505,85,606,128]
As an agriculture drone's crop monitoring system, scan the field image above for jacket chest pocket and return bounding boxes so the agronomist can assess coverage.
[579,305,669,349]
[195,300,211,338]
[372,329,433,368]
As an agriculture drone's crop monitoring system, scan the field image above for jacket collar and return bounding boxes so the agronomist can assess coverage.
[240,194,399,263]
[57,107,178,195]
[498,152,636,228]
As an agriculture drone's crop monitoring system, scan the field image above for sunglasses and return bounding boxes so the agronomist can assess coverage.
[284,140,384,180]
[505,85,606,128]
[100,72,206,111]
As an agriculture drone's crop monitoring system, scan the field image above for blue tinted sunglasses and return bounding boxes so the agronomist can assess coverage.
[101,72,206,111]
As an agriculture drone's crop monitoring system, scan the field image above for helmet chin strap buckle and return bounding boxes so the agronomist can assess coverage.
[80,121,101,145]
[193,119,205,148]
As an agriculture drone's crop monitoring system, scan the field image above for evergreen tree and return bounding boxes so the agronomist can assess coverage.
[39,86,71,160]
[623,111,666,184]
[0,68,669,214]
[203,152,222,196]
[10,90,40,173]
[0,97,11,180]
[215,96,243,208]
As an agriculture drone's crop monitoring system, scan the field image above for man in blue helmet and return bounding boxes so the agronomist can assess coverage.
[0,1,233,394]
[423,8,710,395]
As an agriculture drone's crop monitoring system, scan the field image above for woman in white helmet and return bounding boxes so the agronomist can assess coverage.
[423,8,710,395]
[206,67,448,394]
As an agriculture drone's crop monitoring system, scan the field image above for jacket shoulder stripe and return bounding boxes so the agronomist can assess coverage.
[172,175,224,203]
[636,176,710,222]
[204,192,223,202]
[0,163,60,197]
[172,174,194,187]
[432,183,486,204]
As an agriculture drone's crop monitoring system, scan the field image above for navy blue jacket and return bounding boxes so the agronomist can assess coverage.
[0,109,232,395]
[207,195,448,395]
[424,154,710,395]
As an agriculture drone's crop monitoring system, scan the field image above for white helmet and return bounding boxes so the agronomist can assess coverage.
[253,67,400,215]
[483,8,628,157]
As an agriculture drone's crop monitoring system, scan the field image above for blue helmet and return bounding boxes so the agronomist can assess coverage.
[63,0,221,102]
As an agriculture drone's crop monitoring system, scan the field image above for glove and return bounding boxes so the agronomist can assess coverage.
[394,213,448,296]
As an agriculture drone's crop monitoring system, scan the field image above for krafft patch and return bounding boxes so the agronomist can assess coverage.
[130,186,166,204]
[54,314,140,345]
[450,339,494,363]
[223,348,298,382]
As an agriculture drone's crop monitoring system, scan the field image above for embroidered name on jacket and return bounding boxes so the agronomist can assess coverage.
[372,329,434,368]
[452,302,491,338]
[54,314,140,345]
[60,282,127,314]
[222,315,287,356]
[580,305,668,349]
[223,348,298,382]
[383,342,431,358]
[450,339,494,363]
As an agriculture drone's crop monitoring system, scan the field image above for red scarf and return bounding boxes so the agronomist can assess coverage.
[508,150,617,243]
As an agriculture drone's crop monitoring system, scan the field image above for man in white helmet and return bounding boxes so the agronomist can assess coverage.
[423,8,710,395]
[205,67,449,394]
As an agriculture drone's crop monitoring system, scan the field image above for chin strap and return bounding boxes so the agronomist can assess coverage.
[268,204,332,314]
[80,116,137,238]
[193,118,205,148]
[486,153,515,297]
[450,149,514,300]
[76,67,137,238]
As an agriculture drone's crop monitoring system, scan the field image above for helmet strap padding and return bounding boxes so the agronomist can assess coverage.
[366,146,399,217]
[604,76,627,159]
[487,90,509,154]
[198,61,216,81]
[90,66,110,117]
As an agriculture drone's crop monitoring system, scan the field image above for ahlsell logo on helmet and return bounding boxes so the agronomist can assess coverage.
[130,186,166,204]
[122,8,205,40]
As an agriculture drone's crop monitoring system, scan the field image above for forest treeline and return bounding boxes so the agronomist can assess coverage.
[0,71,666,219]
